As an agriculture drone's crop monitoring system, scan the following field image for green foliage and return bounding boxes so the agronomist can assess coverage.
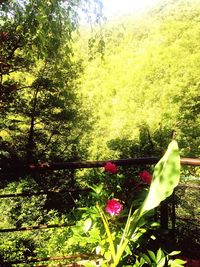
[78,0,200,159]
[138,249,186,267]
[174,178,200,258]
[0,179,46,228]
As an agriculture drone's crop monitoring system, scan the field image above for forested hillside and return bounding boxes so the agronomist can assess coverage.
[78,0,200,159]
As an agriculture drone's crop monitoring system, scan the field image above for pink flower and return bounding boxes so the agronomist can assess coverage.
[105,199,123,216]
[139,170,152,184]
[104,162,118,174]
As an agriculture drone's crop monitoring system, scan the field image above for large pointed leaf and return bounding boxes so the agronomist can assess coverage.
[140,140,180,215]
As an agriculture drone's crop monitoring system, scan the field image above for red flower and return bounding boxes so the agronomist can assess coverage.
[105,199,123,216]
[139,170,152,184]
[104,162,118,174]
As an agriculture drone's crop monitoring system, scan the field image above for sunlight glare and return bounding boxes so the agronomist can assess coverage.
[103,0,160,18]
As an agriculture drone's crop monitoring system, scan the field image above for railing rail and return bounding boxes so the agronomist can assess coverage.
[0,188,91,199]
[1,157,200,175]
[4,254,93,265]
[0,223,75,233]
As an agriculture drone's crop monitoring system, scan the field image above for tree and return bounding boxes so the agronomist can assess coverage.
[0,0,103,186]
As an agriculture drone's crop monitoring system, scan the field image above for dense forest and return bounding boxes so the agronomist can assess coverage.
[78,0,200,160]
[0,0,199,266]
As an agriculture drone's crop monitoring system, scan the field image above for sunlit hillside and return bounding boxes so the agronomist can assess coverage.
[78,0,200,159]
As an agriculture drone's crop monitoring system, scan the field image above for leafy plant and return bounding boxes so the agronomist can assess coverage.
[135,249,186,267]
[81,140,183,266]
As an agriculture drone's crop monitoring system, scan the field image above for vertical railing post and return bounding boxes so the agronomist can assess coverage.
[160,200,169,230]
[171,191,176,239]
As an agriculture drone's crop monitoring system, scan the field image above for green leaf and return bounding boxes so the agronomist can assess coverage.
[157,257,165,267]
[83,262,98,267]
[156,248,164,262]
[171,259,187,265]
[142,254,151,265]
[148,250,156,262]
[133,259,140,267]
[83,218,92,232]
[169,258,187,267]
[96,204,116,261]
[140,140,180,215]
[139,257,146,266]
[90,184,104,194]
[104,251,112,261]
[150,235,156,240]
[168,251,181,256]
